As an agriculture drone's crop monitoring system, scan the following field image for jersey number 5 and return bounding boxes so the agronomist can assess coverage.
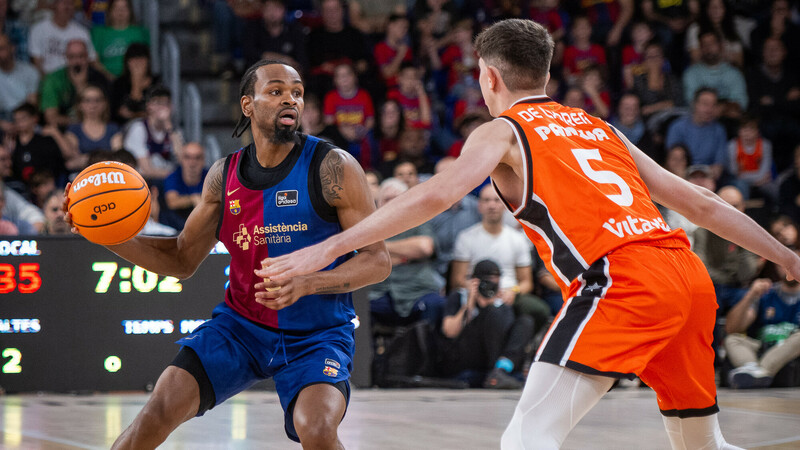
[571,149,633,207]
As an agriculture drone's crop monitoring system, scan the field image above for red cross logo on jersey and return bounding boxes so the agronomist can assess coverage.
[233,224,251,250]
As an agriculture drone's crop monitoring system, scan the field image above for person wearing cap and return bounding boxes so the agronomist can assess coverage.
[440,259,535,389]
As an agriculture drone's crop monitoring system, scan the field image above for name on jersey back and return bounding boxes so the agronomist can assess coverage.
[516,106,610,143]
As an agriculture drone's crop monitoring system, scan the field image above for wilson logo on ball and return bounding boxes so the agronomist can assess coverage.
[72,171,126,193]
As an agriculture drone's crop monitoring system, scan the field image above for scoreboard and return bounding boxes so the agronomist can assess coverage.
[1,236,229,393]
[0,237,372,393]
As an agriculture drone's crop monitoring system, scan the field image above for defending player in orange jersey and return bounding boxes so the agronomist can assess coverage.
[258,19,800,449]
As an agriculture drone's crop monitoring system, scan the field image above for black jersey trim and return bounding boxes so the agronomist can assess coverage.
[660,401,720,418]
[513,96,554,105]
[308,138,340,223]
[498,115,532,215]
[536,257,608,364]
[236,134,305,191]
[215,153,234,241]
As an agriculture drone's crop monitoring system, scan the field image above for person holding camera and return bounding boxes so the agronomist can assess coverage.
[439,259,535,389]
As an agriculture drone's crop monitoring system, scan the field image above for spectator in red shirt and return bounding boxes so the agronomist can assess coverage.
[578,64,611,119]
[529,0,566,66]
[563,15,606,86]
[448,111,490,158]
[439,19,478,91]
[622,21,654,89]
[373,13,412,90]
[323,62,375,167]
[387,63,432,129]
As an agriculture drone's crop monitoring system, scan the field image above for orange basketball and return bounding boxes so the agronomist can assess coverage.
[67,161,151,245]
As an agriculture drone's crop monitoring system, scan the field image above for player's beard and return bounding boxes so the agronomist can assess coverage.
[270,117,299,144]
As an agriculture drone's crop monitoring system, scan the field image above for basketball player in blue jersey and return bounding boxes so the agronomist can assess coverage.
[63,61,391,449]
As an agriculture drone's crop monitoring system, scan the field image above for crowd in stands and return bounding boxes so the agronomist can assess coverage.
[1,0,799,389]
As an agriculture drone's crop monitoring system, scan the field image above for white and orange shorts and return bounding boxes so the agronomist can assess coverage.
[536,239,719,417]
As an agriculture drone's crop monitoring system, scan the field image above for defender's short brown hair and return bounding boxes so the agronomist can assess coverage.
[474,19,554,92]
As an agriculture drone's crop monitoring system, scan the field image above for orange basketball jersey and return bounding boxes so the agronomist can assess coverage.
[495,96,689,293]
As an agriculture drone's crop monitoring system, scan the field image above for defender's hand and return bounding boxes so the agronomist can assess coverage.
[257,242,335,282]
[253,274,310,310]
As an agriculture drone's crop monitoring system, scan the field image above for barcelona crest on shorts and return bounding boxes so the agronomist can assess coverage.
[229,199,241,215]
[323,366,338,377]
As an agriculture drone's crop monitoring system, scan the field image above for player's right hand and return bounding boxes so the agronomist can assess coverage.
[61,182,79,236]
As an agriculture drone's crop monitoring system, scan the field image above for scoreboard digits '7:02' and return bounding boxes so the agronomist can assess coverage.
[0,237,230,393]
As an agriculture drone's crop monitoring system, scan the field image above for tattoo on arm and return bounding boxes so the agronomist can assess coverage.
[315,282,351,294]
[204,159,225,198]
[320,150,345,204]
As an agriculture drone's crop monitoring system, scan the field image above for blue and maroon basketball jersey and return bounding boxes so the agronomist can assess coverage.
[216,135,354,332]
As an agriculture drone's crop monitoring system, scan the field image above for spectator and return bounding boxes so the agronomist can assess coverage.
[122,85,183,180]
[778,144,800,225]
[39,39,109,128]
[0,33,38,132]
[578,65,610,119]
[39,189,70,235]
[392,160,419,189]
[746,37,800,172]
[450,185,551,331]
[0,177,40,234]
[372,99,405,165]
[682,30,748,116]
[109,43,157,123]
[632,40,684,120]
[307,0,369,94]
[323,62,375,168]
[373,13,413,90]
[428,156,480,283]
[562,15,606,86]
[562,86,586,110]
[769,215,798,248]
[0,179,19,235]
[661,164,716,248]
[749,0,800,73]
[439,259,534,389]
[666,88,728,181]
[439,19,479,92]
[242,0,308,71]
[449,80,487,132]
[412,0,456,41]
[28,0,99,75]
[64,85,122,171]
[163,142,207,229]
[686,0,745,67]
[640,0,698,52]
[299,93,327,137]
[528,0,566,66]
[610,93,649,150]
[7,103,67,186]
[727,115,773,200]
[90,0,148,77]
[369,177,445,329]
[724,271,800,389]
[621,21,654,89]
[26,169,55,209]
[568,0,633,48]
[448,111,489,158]
[693,185,761,314]
[392,127,435,176]
[664,144,692,178]
[209,0,255,78]
[0,0,30,61]
[364,169,381,206]
[142,184,177,236]
[347,0,406,35]
[387,63,432,129]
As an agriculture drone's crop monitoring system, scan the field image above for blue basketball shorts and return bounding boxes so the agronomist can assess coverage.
[176,302,355,441]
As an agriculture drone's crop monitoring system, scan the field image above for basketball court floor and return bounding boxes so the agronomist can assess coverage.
[1,386,798,449]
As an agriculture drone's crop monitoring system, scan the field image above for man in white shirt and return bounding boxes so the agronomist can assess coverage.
[450,184,551,330]
[123,86,184,180]
[0,33,39,129]
[28,0,98,74]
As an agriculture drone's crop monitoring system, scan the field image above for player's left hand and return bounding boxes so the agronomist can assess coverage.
[253,275,310,310]
[257,241,335,282]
